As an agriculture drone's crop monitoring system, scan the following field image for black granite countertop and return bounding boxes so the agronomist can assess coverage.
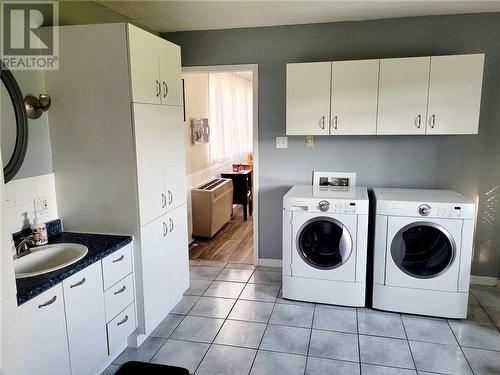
[15,223,132,305]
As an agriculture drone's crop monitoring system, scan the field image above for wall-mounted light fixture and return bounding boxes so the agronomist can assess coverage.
[24,94,51,119]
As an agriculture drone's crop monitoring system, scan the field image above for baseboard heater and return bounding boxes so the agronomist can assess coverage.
[191,178,234,238]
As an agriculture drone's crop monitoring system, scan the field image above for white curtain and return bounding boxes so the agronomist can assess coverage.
[208,72,253,164]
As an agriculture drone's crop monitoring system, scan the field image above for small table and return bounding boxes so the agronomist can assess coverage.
[221,170,253,221]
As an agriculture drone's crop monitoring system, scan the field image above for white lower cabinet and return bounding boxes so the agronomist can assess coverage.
[167,204,190,308]
[63,262,108,375]
[104,273,135,322]
[9,285,71,375]
[8,246,136,375]
[107,302,136,355]
[140,214,170,334]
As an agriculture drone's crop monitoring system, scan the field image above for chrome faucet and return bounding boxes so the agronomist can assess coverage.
[16,236,35,258]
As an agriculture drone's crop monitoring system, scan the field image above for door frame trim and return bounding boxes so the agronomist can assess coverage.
[182,64,259,266]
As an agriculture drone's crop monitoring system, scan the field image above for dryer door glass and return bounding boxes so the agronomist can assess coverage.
[297,217,352,269]
[391,223,456,278]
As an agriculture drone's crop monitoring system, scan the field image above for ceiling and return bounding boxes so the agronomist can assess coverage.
[95,1,500,33]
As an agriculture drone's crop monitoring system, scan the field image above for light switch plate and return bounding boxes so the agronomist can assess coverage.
[276,136,288,149]
[306,135,314,148]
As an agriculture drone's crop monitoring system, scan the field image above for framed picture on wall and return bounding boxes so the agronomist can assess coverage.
[191,118,209,145]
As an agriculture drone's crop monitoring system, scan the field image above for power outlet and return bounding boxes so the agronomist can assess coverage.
[34,197,49,212]
[306,135,314,148]
[276,136,288,149]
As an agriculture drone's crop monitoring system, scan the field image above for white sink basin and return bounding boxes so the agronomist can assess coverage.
[15,243,89,279]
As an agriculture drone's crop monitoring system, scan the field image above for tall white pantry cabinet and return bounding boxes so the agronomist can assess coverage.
[44,23,189,337]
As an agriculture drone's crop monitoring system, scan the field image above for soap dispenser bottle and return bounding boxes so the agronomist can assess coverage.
[31,212,48,245]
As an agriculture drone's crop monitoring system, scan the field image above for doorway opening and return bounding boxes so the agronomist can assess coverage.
[182,65,258,265]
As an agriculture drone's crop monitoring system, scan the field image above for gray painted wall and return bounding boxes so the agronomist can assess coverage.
[165,12,500,277]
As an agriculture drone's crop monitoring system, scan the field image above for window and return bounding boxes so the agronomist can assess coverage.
[208,72,253,164]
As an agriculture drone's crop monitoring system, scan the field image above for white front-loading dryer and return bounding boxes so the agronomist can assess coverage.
[373,188,476,318]
[283,185,369,307]
[291,212,357,282]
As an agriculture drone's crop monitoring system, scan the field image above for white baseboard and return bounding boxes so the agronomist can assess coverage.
[258,258,282,267]
[470,275,499,286]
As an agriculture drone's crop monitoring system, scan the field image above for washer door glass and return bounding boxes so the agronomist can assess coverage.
[297,217,352,269]
[391,223,455,279]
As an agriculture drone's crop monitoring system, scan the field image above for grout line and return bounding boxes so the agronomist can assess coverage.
[446,319,474,373]
[355,308,362,374]
[248,280,280,374]
[193,267,256,374]
[400,312,418,371]
[303,304,315,374]
[474,293,500,334]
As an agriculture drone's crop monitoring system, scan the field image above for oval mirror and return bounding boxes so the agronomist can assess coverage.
[1,64,28,183]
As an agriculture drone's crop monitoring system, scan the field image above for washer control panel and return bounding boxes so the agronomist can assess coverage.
[319,201,357,214]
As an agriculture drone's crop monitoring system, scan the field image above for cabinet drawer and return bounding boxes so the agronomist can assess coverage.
[105,273,134,322]
[102,244,132,290]
[106,303,136,355]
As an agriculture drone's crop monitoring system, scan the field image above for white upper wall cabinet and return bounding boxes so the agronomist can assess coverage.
[128,26,161,104]
[286,62,332,135]
[128,24,182,106]
[426,54,484,135]
[286,54,484,136]
[160,42,182,106]
[331,59,379,135]
[377,57,430,135]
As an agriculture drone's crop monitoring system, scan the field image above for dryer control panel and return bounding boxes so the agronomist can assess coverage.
[326,201,357,214]
[416,203,463,218]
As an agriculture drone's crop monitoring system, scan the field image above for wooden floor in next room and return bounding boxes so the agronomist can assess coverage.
[189,205,253,264]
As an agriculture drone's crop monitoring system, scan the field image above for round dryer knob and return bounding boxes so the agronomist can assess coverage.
[318,200,330,212]
[419,204,431,216]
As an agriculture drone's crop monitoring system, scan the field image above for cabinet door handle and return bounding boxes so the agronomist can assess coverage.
[70,277,86,288]
[163,81,168,98]
[415,114,421,128]
[114,285,126,295]
[112,255,124,263]
[168,190,173,205]
[117,315,129,326]
[38,296,57,309]
[163,222,168,236]
[161,193,167,208]
[429,114,436,128]
[319,116,325,130]
[333,116,338,130]
[169,218,174,232]
[155,80,161,97]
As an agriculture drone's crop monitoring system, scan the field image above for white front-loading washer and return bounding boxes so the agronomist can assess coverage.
[373,188,475,318]
[282,185,369,306]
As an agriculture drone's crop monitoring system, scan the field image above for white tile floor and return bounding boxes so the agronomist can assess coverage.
[103,261,500,375]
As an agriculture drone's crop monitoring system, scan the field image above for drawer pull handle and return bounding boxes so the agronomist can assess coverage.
[70,277,86,288]
[169,218,174,232]
[38,296,57,308]
[114,286,126,295]
[112,255,125,263]
[117,315,129,326]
